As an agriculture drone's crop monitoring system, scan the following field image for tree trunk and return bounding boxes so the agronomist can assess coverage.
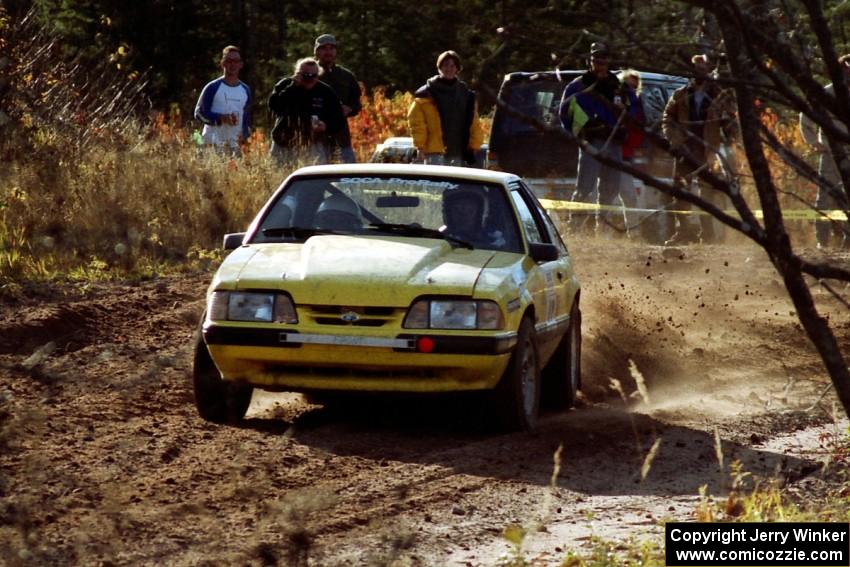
[714,0,850,417]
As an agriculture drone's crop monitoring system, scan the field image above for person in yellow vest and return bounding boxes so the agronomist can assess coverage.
[408,51,483,166]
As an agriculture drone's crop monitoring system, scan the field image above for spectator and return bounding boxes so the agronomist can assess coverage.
[314,34,362,163]
[617,69,646,237]
[799,54,850,249]
[194,46,253,155]
[268,57,345,164]
[662,54,738,244]
[559,42,640,236]
[408,50,484,166]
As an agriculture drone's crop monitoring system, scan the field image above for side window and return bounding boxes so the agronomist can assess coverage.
[510,188,545,244]
[498,82,563,135]
[541,211,568,255]
[517,181,567,254]
[641,84,667,130]
[536,91,556,126]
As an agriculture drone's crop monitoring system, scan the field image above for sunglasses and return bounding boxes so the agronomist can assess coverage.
[300,72,318,80]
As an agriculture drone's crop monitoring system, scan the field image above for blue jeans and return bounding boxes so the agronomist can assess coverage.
[815,152,848,247]
[340,146,357,163]
[424,153,445,165]
[570,138,624,233]
[424,153,466,166]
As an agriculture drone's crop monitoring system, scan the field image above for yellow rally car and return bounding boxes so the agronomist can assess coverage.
[193,164,581,431]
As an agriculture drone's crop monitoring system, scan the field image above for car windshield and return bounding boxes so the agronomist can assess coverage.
[252,175,523,253]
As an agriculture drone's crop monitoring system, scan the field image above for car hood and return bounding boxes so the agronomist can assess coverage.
[215,235,503,306]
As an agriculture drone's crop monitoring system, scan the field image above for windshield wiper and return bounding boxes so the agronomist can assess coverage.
[261,226,339,238]
[367,223,474,249]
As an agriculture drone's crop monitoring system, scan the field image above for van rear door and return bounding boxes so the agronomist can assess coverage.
[489,73,579,187]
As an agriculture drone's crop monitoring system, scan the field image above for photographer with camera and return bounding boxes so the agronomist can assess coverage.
[268,57,344,164]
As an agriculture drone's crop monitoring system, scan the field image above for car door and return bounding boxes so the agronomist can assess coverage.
[509,182,571,362]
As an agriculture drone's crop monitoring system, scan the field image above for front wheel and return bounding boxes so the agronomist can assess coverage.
[541,301,581,410]
[192,335,253,423]
[491,317,540,432]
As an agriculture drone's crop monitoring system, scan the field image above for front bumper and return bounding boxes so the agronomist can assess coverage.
[203,323,517,392]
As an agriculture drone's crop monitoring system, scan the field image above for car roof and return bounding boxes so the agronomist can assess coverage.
[289,163,518,184]
[502,69,688,85]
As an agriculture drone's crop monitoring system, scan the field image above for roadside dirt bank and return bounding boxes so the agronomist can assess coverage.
[1,236,848,566]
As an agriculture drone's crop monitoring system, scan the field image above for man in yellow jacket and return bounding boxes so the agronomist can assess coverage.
[408,51,484,166]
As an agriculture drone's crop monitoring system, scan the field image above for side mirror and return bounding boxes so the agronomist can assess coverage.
[528,242,559,263]
[223,232,246,250]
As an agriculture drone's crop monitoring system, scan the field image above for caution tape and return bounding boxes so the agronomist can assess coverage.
[538,198,848,221]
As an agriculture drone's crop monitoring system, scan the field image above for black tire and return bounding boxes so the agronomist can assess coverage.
[541,301,582,411]
[192,335,253,423]
[491,317,540,432]
[303,391,354,411]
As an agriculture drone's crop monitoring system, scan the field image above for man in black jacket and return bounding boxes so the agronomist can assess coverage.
[268,57,345,164]
[314,34,362,163]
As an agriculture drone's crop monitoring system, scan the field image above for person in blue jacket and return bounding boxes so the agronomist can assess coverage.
[194,46,253,155]
[559,42,640,235]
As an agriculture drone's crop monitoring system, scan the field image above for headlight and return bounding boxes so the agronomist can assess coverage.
[229,292,274,322]
[403,299,504,330]
[431,301,477,329]
[208,291,297,323]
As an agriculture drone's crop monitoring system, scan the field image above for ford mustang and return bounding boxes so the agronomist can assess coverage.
[193,164,581,431]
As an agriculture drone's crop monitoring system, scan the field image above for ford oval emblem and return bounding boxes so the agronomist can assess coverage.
[340,311,360,323]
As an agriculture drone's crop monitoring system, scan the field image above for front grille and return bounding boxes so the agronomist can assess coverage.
[301,305,403,327]
[314,317,385,327]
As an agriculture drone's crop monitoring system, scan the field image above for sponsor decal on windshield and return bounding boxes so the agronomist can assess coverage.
[338,177,459,189]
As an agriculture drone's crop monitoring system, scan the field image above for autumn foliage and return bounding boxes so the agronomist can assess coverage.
[348,87,414,161]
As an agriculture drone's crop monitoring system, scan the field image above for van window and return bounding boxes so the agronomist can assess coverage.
[537,91,557,126]
[641,84,667,129]
[489,73,581,178]
[499,82,563,135]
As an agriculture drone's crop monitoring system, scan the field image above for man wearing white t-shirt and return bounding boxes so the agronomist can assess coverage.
[194,45,253,154]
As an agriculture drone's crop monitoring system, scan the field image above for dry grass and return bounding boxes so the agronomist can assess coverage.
[1,135,293,291]
[0,12,303,291]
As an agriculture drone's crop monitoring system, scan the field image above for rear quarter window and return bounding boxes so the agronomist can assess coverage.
[641,84,667,129]
[510,189,545,244]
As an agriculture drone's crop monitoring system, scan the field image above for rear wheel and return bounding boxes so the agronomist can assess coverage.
[492,318,540,431]
[541,301,581,410]
[193,335,253,423]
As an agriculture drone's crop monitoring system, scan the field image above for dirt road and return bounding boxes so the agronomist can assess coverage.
[1,237,848,566]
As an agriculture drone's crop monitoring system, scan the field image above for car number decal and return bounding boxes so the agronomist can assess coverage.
[544,270,557,320]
